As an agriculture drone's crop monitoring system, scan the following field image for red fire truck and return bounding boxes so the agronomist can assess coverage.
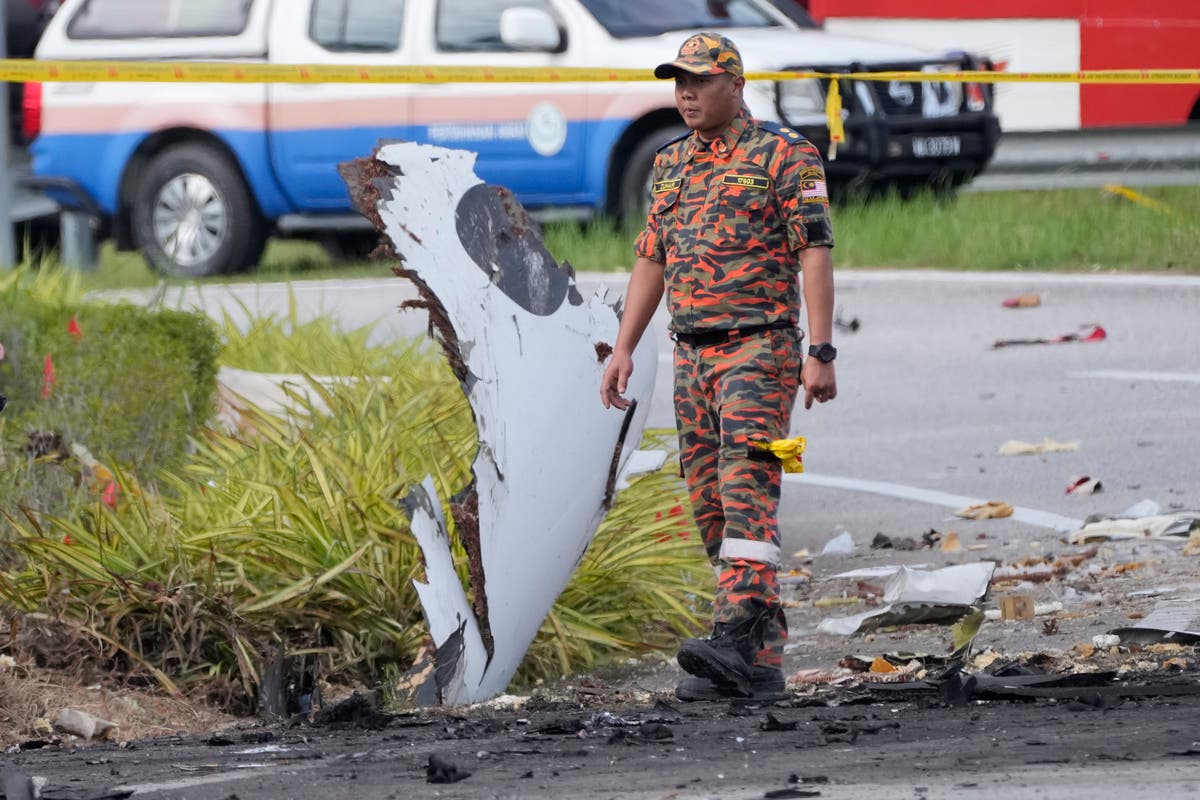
[805,0,1200,132]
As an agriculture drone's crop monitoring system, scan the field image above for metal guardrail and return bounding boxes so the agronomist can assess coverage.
[970,125,1200,192]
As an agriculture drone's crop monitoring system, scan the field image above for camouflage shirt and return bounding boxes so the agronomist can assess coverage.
[634,114,835,333]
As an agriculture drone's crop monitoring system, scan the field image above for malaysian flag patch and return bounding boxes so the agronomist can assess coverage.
[801,178,827,201]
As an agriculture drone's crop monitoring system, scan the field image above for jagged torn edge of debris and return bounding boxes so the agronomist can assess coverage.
[342,141,657,704]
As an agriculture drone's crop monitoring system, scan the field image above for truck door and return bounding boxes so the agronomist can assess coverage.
[266,0,413,211]
[409,0,585,208]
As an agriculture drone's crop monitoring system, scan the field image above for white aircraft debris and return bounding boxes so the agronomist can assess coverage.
[341,142,656,704]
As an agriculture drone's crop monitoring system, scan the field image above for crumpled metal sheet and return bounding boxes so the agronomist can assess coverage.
[818,563,996,636]
[345,142,656,704]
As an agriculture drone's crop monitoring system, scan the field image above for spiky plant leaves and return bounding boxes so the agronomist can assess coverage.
[0,303,710,704]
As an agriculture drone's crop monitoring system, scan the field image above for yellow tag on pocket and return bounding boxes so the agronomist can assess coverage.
[653,178,682,193]
[722,174,771,190]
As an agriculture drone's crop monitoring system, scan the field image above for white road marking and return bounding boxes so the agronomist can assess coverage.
[785,472,1082,532]
[1072,369,1200,384]
[115,765,300,795]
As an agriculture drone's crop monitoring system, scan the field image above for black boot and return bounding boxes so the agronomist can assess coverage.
[675,666,787,702]
[676,608,769,697]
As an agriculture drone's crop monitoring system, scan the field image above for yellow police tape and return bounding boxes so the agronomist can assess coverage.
[5,60,1197,159]
[2,60,1199,86]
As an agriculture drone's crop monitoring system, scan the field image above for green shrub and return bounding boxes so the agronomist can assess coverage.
[0,267,220,516]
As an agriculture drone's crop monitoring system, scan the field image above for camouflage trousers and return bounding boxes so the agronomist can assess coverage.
[673,327,801,669]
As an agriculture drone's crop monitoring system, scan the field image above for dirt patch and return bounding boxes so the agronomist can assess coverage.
[0,663,235,747]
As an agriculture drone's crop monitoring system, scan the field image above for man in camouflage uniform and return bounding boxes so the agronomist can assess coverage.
[600,32,838,701]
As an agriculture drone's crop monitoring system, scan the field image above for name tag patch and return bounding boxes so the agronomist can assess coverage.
[653,178,682,194]
[722,174,771,190]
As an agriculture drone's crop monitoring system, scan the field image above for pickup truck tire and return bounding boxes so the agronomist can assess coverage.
[617,125,688,222]
[132,144,267,277]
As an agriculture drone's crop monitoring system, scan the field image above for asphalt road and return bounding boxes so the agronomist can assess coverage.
[109,267,1200,549]
[75,268,1200,798]
[8,688,1200,800]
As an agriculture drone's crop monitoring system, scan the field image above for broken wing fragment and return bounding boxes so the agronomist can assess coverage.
[347,142,656,704]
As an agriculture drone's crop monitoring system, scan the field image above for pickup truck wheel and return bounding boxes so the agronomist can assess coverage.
[617,125,688,223]
[132,144,266,277]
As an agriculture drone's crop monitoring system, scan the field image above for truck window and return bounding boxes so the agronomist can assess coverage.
[311,0,405,51]
[435,0,553,52]
[67,0,253,38]
[578,0,780,38]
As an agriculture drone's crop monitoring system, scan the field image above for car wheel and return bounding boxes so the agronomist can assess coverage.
[132,143,267,277]
[617,125,688,223]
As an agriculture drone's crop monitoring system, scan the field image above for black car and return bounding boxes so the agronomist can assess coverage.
[6,0,60,143]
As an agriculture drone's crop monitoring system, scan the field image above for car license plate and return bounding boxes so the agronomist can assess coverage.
[912,135,961,158]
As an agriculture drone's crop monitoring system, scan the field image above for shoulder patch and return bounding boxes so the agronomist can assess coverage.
[756,120,807,145]
[656,129,693,153]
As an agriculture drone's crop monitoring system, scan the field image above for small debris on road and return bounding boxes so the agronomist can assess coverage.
[818,563,995,635]
[761,713,799,732]
[992,324,1106,348]
[987,599,1062,621]
[957,501,1014,520]
[1001,293,1041,308]
[1066,475,1103,495]
[1069,510,1200,543]
[870,533,922,551]
[426,753,471,783]
[998,594,1035,621]
[1109,597,1200,645]
[53,709,118,742]
[820,531,855,556]
[998,437,1080,456]
[834,308,860,333]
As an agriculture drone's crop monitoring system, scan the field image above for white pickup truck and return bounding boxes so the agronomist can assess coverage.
[28,0,1000,276]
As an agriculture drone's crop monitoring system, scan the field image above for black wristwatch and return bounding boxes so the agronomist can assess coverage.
[808,342,837,363]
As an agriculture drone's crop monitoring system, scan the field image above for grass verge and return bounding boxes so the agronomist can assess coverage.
[832,185,1200,271]
[71,185,1200,291]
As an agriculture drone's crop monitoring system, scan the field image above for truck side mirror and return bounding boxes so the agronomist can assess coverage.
[499,7,562,52]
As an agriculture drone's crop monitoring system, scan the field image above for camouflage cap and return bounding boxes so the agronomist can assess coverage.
[654,32,744,80]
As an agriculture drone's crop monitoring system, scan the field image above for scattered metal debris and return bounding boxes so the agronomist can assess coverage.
[992,323,1106,348]
[1069,511,1200,544]
[1110,597,1200,644]
[818,563,995,635]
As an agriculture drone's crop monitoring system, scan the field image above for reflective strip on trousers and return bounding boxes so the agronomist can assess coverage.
[720,538,782,567]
